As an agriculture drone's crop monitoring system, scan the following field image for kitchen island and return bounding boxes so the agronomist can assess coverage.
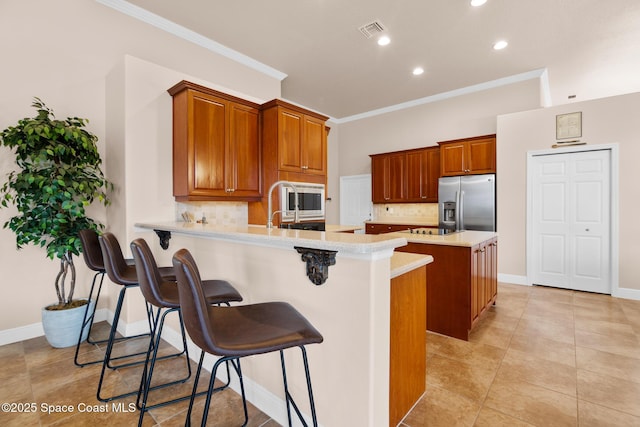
[391,230,498,341]
[134,221,430,427]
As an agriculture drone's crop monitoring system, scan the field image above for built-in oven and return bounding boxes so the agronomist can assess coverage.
[280,182,325,222]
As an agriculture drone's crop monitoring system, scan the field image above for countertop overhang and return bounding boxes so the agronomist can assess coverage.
[135,221,407,257]
[387,230,498,247]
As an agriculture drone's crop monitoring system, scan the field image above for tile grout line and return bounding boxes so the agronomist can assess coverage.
[470,285,536,426]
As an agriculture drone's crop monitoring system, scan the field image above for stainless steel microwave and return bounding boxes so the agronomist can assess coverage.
[280,182,325,222]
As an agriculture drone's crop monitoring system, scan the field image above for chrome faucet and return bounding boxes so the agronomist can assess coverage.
[266,180,299,229]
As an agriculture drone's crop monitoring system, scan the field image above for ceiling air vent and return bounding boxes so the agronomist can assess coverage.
[358,20,386,39]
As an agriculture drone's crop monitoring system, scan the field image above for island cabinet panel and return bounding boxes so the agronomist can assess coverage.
[439,134,496,177]
[389,265,427,427]
[396,237,497,340]
[168,81,262,201]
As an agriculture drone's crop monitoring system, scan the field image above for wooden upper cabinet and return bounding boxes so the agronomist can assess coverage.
[228,103,261,198]
[168,81,261,201]
[371,147,439,204]
[303,115,327,175]
[439,134,496,177]
[264,101,327,176]
[371,152,407,203]
[406,147,440,202]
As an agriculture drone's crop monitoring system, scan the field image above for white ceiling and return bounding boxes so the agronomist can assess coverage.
[115,0,640,120]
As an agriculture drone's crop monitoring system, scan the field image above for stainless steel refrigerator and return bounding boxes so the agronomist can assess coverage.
[438,174,496,231]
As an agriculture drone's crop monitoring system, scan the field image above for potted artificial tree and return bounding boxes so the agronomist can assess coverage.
[0,98,112,348]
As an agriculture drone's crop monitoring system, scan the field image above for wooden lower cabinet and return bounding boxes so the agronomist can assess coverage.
[396,237,497,340]
[389,265,427,427]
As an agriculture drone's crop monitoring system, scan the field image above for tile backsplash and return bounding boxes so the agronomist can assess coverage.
[373,203,438,223]
[176,201,248,226]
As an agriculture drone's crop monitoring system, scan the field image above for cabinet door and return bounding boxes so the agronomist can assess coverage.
[388,153,407,201]
[229,103,261,197]
[440,142,467,177]
[468,137,496,174]
[407,148,440,202]
[302,115,327,175]
[471,243,487,324]
[277,109,303,172]
[190,92,228,197]
[425,148,440,201]
[371,155,389,203]
[486,238,498,303]
[406,150,427,202]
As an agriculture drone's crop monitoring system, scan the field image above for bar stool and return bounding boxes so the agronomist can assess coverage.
[130,238,243,426]
[74,229,139,367]
[96,232,178,402]
[172,248,324,427]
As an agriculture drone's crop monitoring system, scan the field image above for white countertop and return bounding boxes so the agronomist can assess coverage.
[135,221,406,255]
[387,230,497,247]
[390,252,433,279]
[325,224,365,233]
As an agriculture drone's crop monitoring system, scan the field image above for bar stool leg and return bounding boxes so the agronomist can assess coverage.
[136,307,193,426]
[74,271,105,367]
[280,347,319,427]
[96,285,154,401]
[186,350,206,426]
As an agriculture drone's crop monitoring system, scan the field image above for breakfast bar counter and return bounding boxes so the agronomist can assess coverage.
[134,221,428,427]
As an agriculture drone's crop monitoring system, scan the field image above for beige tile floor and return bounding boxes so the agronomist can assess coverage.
[401,283,640,427]
[1,283,639,426]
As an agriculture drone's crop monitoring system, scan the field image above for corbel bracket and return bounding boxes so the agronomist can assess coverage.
[294,246,337,286]
[154,229,171,250]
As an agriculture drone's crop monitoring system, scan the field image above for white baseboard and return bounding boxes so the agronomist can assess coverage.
[498,273,529,286]
[0,308,109,347]
[497,273,640,301]
[613,287,640,301]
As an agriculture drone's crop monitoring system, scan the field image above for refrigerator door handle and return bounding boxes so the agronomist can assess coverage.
[454,190,460,230]
[458,190,465,230]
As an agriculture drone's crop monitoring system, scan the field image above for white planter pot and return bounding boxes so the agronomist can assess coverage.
[41,299,95,348]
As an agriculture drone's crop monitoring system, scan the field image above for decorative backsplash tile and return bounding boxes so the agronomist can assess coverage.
[372,203,438,223]
[176,202,248,226]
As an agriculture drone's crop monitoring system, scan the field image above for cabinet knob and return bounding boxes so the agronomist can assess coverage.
[301,165,309,170]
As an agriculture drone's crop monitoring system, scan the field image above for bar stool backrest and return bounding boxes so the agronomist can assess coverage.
[130,238,172,308]
[99,232,136,286]
[172,248,220,354]
[79,229,104,272]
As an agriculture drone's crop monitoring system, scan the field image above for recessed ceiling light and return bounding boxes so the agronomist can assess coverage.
[377,35,390,46]
[493,40,508,50]
[470,0,487,6]
[412,67,424,76]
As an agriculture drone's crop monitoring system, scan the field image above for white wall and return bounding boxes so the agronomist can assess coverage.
[497,92,640,293]
[335,78,542,179]
[0,0,280,334]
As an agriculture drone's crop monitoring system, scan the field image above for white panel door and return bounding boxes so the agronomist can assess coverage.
[340,174,372,231]
[531,150,611,293]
